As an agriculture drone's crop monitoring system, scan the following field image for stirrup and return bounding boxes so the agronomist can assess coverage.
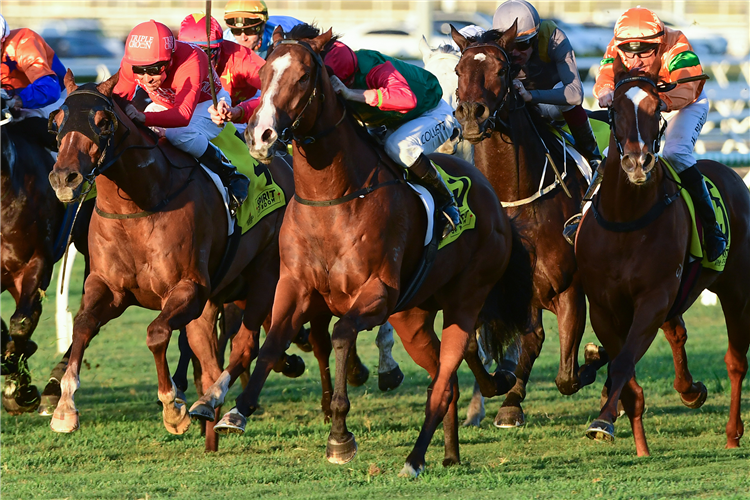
[441,205,460,239]
[562,213,582,246]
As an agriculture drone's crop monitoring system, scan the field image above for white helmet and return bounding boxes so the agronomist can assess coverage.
[0,15,10,43]
[492,0,541,42]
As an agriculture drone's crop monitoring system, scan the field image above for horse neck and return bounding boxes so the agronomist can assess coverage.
[473,110,548,203]
[93,121,174,214]
[291,97,377,201]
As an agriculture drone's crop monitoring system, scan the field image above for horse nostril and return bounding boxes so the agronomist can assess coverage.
[644,153,655,168]
[65,172,82,186]
[261,128,276,144]
[475,104,488,121]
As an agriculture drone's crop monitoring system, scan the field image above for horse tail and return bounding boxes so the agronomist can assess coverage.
[478,218,535,360]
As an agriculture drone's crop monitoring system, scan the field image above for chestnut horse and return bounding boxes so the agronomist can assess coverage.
[204,26,532,477]
[1,105,93,416]
[46,71,295,452]
[577,61,750,455]
[451,25,605,427]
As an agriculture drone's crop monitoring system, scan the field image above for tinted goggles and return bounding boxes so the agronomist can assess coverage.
[230,24,264,36]
[132,61,169,76]
[514,36,535,51]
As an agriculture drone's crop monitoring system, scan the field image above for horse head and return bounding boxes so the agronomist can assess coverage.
[452,22,518,143]
[246,25,333,163]
[419,36,461,109]
[48,69,123,202]
[610,56,663,185]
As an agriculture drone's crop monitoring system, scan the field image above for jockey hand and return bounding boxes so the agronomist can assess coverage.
[513,79,532,102]
[598,89,614,108]
[209,99,238,126]
[149,126,166,138]
[124,103,146,124]
[6,95,22,110]
[330,75,367,103]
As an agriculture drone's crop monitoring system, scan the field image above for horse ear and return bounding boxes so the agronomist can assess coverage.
[450,24,469,52]
[310,28,333,53]
[64,69,78,95]
[499,20,518,52]
[419,35,432,62]
[272,25,284,44]
[96,71,120,97]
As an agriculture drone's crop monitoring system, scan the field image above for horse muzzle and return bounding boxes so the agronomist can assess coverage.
[246,125,278,165]
[454,101,491,144]
[48,168,84,203]
[621,152,656,185]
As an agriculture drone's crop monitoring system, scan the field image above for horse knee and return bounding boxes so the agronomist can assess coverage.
[146,324,171,352]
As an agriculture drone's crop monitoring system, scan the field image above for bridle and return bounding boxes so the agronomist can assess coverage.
[271,39,347,146]
[607,76,667,158]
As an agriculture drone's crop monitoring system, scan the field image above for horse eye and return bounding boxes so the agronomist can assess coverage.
[299,73,310,84]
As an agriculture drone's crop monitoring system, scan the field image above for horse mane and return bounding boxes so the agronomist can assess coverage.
[435,43,459,55]
[111,93,160,144]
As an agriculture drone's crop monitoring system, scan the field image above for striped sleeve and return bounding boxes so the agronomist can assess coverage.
[593,37,618,99]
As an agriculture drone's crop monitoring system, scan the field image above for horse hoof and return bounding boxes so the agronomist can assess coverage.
[189,401,216,422]
[347,363,370,387]
[37,394,60,417]
[493,369,517,396]
[50,409,79,433]
[583,342,603,364]
[680,381,708,409]
[292,327,313,353]
[397,462,423,478]
[378,367,404,392]
[2,384,41,415]
[442,456,460,467]
[326,432,357,464]
[214,407,246,435]
[586,419,615,443]
[163,412,192,435]
[281,354,306,378]
[494,407,525,428]
[156,387,187,408]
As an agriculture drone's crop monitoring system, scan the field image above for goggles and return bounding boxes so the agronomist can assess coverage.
[230,24,264,36]
[514,36,536,52]
[619,41,658,54]
[132,60,169,76]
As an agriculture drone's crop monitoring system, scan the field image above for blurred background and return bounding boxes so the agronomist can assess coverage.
[2,0,748,163]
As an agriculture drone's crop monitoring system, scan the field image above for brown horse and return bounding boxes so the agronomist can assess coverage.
[46,70,296,452]
[577,60,750,456]
[206,26,532,477]
[1,105,93,416]
[451,25,605,427]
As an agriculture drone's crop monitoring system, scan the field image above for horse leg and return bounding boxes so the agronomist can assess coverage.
[148,279,209,436]
[719,294,749,448]
[51,276,126,433]
[495,308,544,428]
[464,325,515,399]
[375,322,403,391]
[661,315,707,408]
[346,340,370,387]
[619,375,650,456]
[553,278,590,395]
[308,313,334,422]
[37,347,71,416]
[463,327,495,427]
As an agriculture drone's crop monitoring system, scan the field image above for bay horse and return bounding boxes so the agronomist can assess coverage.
[577,59,750,455]
[451,25,606,427]
[1,103,93,416]
[205,26,532,477]
[46,70,296,452]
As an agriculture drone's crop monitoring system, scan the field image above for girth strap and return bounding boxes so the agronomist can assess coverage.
[294,178,404,207]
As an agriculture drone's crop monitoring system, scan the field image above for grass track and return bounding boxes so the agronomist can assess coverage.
[2,259,749,499]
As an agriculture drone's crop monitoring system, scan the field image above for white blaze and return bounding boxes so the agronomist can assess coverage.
[624,87,649,151]
[473,53,487,61]
[253,53,293,146]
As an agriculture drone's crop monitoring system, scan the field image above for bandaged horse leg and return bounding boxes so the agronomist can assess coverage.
[375,322,403,391]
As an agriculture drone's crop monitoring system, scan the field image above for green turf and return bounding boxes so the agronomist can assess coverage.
[2,258,749,500]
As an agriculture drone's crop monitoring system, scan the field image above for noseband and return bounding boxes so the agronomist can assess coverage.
[608,76,667,158]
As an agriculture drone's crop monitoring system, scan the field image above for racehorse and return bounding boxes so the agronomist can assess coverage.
[451,25,606,427]
[1,103,93,416]
[205,25,532,477]
[46,70,295,452]
[577,59,750,455]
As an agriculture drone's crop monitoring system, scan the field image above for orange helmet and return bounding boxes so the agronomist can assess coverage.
[123,20,175,66]
[614,7,665,51]
[224,0,269,26]
[179,13,223,48]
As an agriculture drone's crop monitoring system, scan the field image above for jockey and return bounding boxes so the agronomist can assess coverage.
[492,1,602,175]
[594,7,726,261]
[178,13,265,122]
[113,20,249,214]
[1,14,66,149]
[323,36,461,235]
[222,0,302,59]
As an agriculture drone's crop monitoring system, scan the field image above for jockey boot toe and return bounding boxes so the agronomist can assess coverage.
[704,222,728,262]
[442,204,461,239]
[229,175,250,207]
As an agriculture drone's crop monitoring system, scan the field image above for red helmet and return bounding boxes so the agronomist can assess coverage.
[123,20,175,66]
[179,13,223,48]
[323,41,358,86]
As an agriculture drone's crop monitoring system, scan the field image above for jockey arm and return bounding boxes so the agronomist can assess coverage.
[526,29,583,107]
[9,74,60,109]
[3,29,62,109]
[332,62,416,114]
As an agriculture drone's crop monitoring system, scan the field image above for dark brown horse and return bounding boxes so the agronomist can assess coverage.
[451,25,605,427]
[46,70,295,452]
[1,105,93,416]
[577,61,750,455]
[206,26,532,477]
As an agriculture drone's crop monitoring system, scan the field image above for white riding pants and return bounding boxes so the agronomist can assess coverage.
[661,90,708,173]
[384,99,458,168]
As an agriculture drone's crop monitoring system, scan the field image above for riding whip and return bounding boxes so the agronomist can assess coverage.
[205,0,218,109]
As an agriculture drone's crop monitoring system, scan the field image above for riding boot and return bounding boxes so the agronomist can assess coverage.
[680,165,728,262]
[198,143,250,216]
[410,154,461,239]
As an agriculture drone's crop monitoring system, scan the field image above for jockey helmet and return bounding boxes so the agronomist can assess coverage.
[224,0,269,26]
[614,7,665,51]
[323,41,358,87]
[0,14,9,43]
[492,0,541,42]
[123,20,175,66]
[179,13,223,48]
